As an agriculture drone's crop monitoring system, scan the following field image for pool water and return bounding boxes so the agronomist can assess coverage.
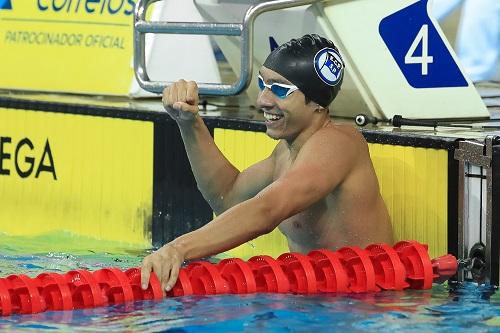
[0,234,498,332]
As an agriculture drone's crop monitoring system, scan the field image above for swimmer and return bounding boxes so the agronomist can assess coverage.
[141,34,394,292]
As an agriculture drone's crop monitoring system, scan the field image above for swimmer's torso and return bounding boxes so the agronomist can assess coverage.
[274,124,393,253]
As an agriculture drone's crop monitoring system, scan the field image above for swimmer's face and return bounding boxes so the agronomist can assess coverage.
[257,66,318,141]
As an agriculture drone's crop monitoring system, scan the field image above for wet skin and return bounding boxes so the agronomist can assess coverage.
[140,67,393,292]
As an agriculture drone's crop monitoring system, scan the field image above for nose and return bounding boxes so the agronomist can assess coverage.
[256,87,276,109]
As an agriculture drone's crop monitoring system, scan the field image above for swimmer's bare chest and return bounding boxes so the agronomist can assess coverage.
[272,147,341,252]
[278,199,335,252]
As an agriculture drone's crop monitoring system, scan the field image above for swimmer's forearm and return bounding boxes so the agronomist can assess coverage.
[170,196,278,260]
[178,116,239,211]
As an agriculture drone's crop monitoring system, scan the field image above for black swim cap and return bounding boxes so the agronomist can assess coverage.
[263,34,345,108]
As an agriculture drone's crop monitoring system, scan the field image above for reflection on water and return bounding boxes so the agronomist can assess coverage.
[0,285,497,333]
[0,235,498,332]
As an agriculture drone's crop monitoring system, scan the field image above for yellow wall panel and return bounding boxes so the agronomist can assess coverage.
[0,108,153,246]
[368,144,448,258]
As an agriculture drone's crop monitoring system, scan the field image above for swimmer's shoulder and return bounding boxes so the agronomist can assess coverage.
[295,123,364,183]
[312,122,366,150]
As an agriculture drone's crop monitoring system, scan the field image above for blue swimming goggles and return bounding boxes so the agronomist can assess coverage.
[257,74,299,99]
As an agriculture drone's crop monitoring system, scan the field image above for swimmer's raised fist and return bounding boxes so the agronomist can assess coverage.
[162,79,199,123]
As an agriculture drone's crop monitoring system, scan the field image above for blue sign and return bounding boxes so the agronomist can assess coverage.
[269,36,279,52]
[379,0,467,88]
[0,0,12,10]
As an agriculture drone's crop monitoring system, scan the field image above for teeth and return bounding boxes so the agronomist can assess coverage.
[264,112,283,121]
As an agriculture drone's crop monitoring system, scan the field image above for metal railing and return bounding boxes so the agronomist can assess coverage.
[134,0,318,95]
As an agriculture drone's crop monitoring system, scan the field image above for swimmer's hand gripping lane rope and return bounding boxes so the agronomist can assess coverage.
[0,240,457,316]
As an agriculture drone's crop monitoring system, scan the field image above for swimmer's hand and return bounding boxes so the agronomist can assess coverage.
[141,243,185,293]
[162,79,199,123]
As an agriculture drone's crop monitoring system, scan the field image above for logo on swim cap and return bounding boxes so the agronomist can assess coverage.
[313,48,344,86]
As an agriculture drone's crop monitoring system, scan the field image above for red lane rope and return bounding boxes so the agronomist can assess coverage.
[0,240,457,316]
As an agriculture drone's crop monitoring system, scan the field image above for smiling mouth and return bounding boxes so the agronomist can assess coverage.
[263,111,284,122]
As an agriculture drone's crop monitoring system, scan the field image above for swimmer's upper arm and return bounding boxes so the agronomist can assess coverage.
[215,144,279,214]
[256,129,359,224]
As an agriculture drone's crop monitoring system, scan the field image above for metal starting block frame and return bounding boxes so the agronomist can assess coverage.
[134,0,317,95]
[454,136,500,285]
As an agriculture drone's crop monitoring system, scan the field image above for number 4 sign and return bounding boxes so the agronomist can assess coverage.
[379,0,467,88]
